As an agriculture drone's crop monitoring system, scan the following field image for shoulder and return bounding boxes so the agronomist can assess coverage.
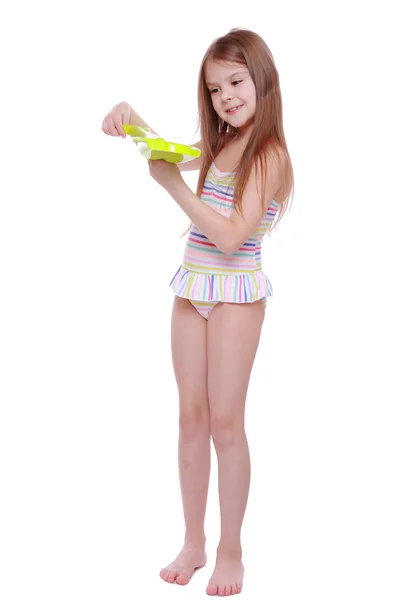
[265,141,287,173]
[257,142,288,206]
[249,144,286,209]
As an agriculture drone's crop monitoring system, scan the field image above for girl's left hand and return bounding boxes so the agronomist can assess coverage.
[148,159,183,191]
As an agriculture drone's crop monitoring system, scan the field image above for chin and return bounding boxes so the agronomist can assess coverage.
[228,118,250,130]
[225,115,247,128]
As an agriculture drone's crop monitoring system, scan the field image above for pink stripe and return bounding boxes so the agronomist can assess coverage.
[188,236,218,248]
[189,238,255,254]
[186,247,255,262]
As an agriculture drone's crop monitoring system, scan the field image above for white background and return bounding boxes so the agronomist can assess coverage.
[1,1,399,598]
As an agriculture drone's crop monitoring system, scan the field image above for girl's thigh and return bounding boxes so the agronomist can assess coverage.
[207,300,265,422]
[171,296,209,417]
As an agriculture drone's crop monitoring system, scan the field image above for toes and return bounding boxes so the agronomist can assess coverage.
[206,583,218,596]
[207,583,241,596]
[160,567,191,585]
[176,572,191,585]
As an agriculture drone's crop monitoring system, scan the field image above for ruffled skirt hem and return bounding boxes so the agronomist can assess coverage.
[169,266,273,303]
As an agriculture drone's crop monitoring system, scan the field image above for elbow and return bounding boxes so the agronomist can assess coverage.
[226,236,244,257]
[216,223,241,256]
[216,244,235,257]
[221,241,240,257]
[216,246,233,256]
[217,229,241,256]
[214,240,234,256]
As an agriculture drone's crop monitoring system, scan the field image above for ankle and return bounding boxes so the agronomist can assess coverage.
[217,542,242,560]
[184,533,206,549]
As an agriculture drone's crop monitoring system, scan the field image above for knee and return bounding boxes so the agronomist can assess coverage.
[179,402,209,440]
[210,412,240,449]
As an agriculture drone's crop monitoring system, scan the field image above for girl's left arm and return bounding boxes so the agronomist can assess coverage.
[149,150,284,256]
[167,178,238,256]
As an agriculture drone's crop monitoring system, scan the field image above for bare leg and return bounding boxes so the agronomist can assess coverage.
[205,300,265,596]
[160,297,210,585]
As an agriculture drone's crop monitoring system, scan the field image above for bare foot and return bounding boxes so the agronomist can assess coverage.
[206,553,244,596]
[160,546,207,585]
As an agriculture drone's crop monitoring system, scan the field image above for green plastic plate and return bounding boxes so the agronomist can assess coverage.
[122,124,201,163]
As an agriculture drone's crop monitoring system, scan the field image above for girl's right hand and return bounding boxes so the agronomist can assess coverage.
[101,102,131,138]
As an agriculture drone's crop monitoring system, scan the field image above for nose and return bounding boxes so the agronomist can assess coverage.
[222,90,233,102]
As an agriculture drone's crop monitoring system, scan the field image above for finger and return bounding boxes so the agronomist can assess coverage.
[109,122,121,136]
[115,122,126,138]
[102,118,121,137]
[101,118,112,135]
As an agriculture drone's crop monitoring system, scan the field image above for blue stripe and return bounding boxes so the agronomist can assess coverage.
[202,184,234,198]
[190,231,208,240]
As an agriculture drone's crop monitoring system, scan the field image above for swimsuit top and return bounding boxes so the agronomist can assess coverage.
[169,140,280,302]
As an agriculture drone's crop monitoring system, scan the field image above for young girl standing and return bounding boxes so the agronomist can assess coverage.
[102,27,294,597]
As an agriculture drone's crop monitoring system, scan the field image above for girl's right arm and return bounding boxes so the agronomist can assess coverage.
[102,102,203,171]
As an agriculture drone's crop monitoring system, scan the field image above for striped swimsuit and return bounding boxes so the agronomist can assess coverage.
[170,158,280,320]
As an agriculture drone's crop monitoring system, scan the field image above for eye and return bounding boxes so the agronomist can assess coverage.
[209,80,242,94]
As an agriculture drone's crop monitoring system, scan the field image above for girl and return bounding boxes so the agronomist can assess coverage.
[102,27,294,597]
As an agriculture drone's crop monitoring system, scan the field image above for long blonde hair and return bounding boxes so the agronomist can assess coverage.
[181,27,294,238]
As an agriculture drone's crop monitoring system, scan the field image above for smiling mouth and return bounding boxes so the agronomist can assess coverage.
[226,105,243,114]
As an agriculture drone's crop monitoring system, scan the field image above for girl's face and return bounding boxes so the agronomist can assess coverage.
[204,60,257,135]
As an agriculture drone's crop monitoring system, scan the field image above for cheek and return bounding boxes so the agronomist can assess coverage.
[243,93,256,111]
[211,96,221,113]
[243,83,256,102]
